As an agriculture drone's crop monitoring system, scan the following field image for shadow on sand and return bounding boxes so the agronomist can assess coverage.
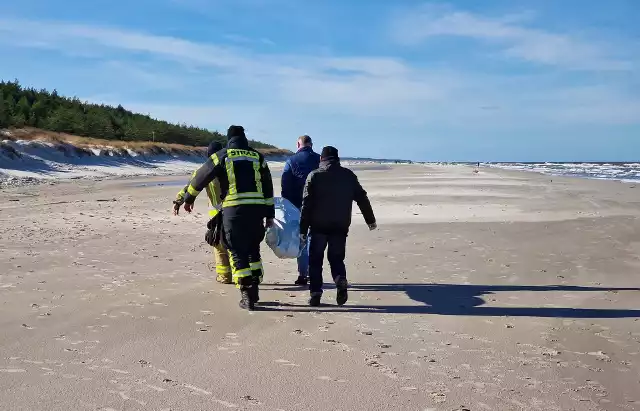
[259,283,640,318]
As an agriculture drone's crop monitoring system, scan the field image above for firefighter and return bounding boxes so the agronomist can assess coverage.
[173,141,232,284]
[181,125,275,310]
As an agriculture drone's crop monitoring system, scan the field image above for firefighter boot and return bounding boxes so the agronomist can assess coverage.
[238,286,255,311]
[250,277,260,304]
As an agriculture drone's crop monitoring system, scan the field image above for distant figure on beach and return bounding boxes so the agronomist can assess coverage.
[300,146,377,307]
[281,135,320,286]
[173,141,232,284]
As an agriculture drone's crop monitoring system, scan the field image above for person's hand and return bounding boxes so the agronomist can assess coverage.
[173,201,181,215]
[265,218,275,228]
[368,222,377,231]
[184,203,194,213]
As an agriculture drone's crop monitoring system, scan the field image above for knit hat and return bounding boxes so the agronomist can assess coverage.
[320,146,339,160]
[207,141,223,156]
[227,125,246,139]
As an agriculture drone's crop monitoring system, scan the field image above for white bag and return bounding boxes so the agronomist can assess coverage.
[265,197,303,259]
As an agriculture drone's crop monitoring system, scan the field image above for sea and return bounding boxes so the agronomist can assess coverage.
[484,162,640,183]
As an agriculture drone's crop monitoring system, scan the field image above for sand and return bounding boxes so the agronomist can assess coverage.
[1,164,639,411]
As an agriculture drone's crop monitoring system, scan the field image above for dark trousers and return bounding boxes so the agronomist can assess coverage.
[223,207,265,287]
[308,233,347,294]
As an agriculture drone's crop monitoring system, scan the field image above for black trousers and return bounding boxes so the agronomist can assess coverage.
[222,206,265,287]
[308,233,347,294]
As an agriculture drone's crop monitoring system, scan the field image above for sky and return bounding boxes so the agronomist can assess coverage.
[0,0,638,161]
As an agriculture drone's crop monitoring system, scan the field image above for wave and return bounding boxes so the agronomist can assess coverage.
[485,162,640,182]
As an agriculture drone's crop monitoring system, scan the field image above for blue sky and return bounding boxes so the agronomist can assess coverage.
[1,0,638,161]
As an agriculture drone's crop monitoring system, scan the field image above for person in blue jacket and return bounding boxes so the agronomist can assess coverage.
[281,135,321,285]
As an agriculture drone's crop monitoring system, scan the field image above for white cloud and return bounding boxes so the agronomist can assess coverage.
[0,13,638,153]
[390,4,635,71]
[0,17,458,113]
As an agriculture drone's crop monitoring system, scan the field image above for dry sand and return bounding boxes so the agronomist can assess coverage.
[1,164,640,411]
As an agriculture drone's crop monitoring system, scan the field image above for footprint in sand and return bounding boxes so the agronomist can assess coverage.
[317,376,347,383]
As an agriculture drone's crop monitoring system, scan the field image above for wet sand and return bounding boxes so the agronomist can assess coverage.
[1,165,640,411]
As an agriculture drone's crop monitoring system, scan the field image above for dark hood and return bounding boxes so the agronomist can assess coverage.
[207,141,223,157]
[226,125,249,149]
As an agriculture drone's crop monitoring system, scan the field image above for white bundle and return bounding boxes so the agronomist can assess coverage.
[265,197,303,259]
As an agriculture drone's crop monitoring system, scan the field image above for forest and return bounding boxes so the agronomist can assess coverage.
[0,80,275,149]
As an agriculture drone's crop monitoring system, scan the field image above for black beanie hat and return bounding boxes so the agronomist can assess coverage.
[321,146,339,160]
[227,125,246,139]
[207,141,222,156]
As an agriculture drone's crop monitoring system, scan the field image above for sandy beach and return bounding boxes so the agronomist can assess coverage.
[1,164,639,411]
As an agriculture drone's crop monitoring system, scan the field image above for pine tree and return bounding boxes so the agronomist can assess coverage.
[12,112,27,127]
[30,100,47,127]
[0,90,7,128]
[4,94,16,125]
[17,96,31,120]
[0,79,268,148]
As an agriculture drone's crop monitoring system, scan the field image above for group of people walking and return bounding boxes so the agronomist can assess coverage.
[173,125,376,311]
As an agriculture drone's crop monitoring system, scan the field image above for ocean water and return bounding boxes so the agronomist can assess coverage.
[486,162,640,183]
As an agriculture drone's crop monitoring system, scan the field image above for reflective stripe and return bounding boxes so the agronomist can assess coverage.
[225,158,237,198]
[229,156,259,163]
[264,197,274,206]
[228,149,259,160]
[232,268,252,279]
[208,208,219,217]
[251,261,264,285]
[225,192,263,201]
[223,198,268,207]
[211,153,220,165]
[209,181,220,204]
[253,161,262,196]
[187,185,200,196]
[217,265,231,274]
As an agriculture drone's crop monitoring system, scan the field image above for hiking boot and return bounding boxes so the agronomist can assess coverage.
[294,276,308,286]
[309,293,322,307]
[238,289,255,311]
[335,277,348,306]
[216,273,233,284]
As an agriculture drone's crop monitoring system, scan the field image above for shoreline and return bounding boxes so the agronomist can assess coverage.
[483,162,639,185]
[3,159,639,190]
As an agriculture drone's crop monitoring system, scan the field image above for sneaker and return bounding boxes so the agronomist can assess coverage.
[294,276,308,286]
[239,289,255,311]
[309,294,322,307]
[335,277,348,306]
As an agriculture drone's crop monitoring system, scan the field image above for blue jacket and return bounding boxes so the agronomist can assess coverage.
[281,146,320,209]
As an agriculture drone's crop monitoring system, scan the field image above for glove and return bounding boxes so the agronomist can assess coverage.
[205,229,215,246]
[368,222,377,231]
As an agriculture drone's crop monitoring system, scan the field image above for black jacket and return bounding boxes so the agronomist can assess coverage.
[183,136,275,219]
[300,159,375,235]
